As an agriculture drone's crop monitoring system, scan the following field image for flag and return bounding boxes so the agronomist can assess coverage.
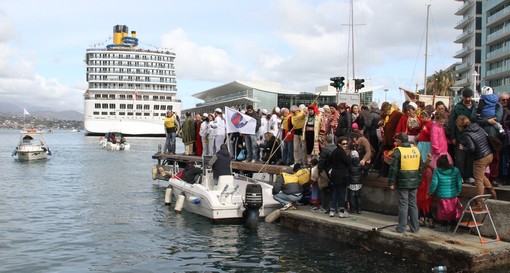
[134,90,138,100]
[225,107,256,134]
[23,108,29,115]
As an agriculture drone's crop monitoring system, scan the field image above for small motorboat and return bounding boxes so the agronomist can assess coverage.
[12,129,52,161]
[161,158,280,223]
[99,132,130,151]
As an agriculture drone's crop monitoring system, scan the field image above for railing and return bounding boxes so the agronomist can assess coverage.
[486,45,510,60]
[486,65,510,77]
[487,25,510,43]
[487,6,510,25]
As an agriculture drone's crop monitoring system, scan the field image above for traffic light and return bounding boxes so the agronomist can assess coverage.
[338,77,345,89]
[329,76,345,90]
[354,79,365,92]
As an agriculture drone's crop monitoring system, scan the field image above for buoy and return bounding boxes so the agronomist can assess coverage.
[265,209,281,223]
[174,194,185,213]
[188,196,200,204]
[152,165,157,180]
[164,188,172,205]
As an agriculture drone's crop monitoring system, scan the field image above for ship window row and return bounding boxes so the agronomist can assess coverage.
[93,94,174,101]
[88,75,176,84]
[88,60,175,69]
[90,53,175,62]
[88,67,175,77]
[92,111,163,117]
[93,103,174,112]
[88,83,177,92]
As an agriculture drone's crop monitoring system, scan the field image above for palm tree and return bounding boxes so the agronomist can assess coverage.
[425,70,455,96]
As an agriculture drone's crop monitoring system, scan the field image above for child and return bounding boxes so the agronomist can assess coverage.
[309,158,321,211]
[477,86,504,134]
[417,163,434,228]
[428,154,463,232]
[348,150,363,214]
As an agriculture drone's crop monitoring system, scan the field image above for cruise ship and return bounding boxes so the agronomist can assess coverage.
[83,25,181,136]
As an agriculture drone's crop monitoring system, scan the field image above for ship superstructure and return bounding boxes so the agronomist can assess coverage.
[84,25,180,136]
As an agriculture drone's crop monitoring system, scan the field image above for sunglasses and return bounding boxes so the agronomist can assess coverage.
[501,99,509,102]
[341,142,348,145]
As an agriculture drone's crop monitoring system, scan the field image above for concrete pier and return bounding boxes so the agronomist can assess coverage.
[280,208,510,272]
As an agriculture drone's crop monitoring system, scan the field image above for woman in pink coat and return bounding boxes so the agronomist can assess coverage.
[430,112,453,168]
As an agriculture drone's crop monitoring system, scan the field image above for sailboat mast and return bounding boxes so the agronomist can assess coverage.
[424,4,430,94]
[351,0,355,80]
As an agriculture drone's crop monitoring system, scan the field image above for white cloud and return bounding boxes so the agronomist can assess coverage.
[0,0,462,111]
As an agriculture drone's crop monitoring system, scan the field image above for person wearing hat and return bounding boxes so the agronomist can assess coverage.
[199,113,210,156]
[473,86,503,187]
[208,108,226,154]
[448,88,477,184]
[388,132,431,233]
[380,101,404,177]
[303,104,321,161]
[395,101,422,144]
[268,107,282,139]
[163,110,180,154]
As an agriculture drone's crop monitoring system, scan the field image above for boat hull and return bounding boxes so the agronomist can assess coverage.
[166,174,280,221]
[16,150,48,161]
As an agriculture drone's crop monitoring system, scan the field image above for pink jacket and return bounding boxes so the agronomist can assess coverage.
[430,121,451,168]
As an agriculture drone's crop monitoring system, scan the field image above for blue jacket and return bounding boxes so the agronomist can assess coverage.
[428,167,462,199]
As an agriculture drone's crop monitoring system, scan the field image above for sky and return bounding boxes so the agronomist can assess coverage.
[0,0,461,112]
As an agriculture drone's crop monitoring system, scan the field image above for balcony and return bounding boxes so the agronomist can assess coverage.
[487,25,510,45]
[454,29,473,43]
[486,65,510,78]
[455,15,473,30]
[454,47,472,58]
[486,45,510,62]
[455,0,474,16]
[456,62,471,73]
[487,6,510,27]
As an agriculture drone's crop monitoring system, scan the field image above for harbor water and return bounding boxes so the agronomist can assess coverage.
[0,129,441,272]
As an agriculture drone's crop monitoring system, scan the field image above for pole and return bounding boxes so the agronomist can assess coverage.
[423,4,430,94]
[351,0,355,79]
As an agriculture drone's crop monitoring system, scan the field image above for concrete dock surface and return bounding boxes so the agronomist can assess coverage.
[280,207,510,272]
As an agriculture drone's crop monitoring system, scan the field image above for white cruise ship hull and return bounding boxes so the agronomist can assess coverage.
[84,117,165,136]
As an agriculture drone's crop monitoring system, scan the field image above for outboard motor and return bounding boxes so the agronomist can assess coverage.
[244,184,263,228]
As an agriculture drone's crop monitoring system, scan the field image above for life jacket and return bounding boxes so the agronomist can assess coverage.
[396,146,420,171]
[164,115,177,129]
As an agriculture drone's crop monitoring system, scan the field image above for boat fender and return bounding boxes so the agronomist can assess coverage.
[152,165,158,180]
[188,196,200,204]
[164,188,172,205]
[174,194,185,213]
[265,210,281,223]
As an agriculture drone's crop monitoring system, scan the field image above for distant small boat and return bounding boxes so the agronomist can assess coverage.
[70,128,80,132]
[12,129,52,161]
[99,132,130,151]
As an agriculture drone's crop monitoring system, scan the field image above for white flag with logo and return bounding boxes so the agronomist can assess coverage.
[225,107,256,134]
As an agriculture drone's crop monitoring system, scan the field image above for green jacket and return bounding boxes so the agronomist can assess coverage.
[388,143,424,189]
[428,167,462,199]
[448,100,476,141]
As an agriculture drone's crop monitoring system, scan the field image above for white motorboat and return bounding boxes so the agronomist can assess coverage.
[12,129,52,161]
[99,132,130,151]
[162,160,280,223]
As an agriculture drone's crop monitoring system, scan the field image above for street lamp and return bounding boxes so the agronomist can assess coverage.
[473,70,479,93]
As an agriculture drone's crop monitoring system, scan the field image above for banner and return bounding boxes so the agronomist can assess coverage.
[225,107,256,134]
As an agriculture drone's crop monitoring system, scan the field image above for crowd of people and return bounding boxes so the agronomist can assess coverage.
[163,86,509,233]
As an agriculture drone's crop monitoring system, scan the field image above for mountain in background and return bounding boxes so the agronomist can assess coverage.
[0,102,83,121]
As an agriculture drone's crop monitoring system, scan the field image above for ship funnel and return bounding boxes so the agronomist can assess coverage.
[131,31,136,38]
[113,25,127,45]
